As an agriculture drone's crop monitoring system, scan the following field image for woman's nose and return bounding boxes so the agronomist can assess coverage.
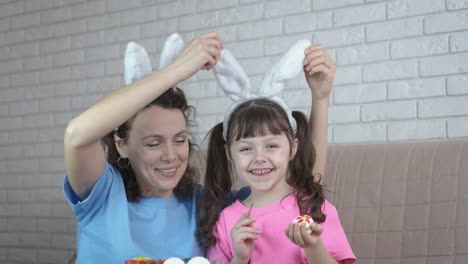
[162,144,176,161]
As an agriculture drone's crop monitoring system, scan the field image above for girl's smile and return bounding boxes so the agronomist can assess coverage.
[249,168,274,176]
[229,133,298,204]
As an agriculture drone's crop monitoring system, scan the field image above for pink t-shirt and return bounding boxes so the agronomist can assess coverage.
[208,194,355,264]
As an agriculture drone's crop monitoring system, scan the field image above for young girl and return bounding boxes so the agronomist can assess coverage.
[197,41,355,263]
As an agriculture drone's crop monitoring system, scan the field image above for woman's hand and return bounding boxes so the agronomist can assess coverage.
[166,32,223,83]
[285,222,323,249]
[303,45,336,101]
[230,212,260,264]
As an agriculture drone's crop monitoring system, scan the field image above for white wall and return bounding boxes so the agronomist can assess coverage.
[0,0,467,263]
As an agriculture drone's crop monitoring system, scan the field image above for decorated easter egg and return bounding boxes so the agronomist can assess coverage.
[292,214,314,233]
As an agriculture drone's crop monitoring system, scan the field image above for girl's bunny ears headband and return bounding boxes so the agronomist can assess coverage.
[124,33,184,85]
[213,40,311,141]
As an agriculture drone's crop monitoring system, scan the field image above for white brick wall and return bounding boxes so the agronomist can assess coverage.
[366,17,423,42]
[387,119,446,141]
[361,100,417,122]
[388,77,446,99]
[448,74,468,95]
[0,0,467,263]
[333,2,386,27]
[387,0,445,19]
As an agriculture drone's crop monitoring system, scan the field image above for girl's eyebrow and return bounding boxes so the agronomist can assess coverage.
[244,134,282,140]
[236,139,253,144]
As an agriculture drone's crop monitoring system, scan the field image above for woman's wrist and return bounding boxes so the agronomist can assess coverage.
[152,66,182,88]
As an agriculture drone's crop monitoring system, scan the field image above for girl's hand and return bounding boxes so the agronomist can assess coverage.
[166,32,223,83]
[285,222,323,249]
[303,45,336,101]
[230,212,261,264]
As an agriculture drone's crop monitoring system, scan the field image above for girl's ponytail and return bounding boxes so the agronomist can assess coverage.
[289,111,326,223]
[196,122,232,247]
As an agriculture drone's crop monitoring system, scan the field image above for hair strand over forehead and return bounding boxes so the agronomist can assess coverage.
[227,98,294,145]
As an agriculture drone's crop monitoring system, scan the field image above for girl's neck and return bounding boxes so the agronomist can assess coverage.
[244,184,293,208]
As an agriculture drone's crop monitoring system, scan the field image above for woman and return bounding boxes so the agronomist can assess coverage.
[63,32,225,263]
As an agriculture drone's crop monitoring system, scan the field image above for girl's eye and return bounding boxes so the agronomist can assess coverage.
[267,144,279,149]
[147,143,160,147]
[175,137,187,144]
[240,147,251,152]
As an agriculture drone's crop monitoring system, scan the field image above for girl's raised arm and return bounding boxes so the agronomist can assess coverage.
[303,45,336,182]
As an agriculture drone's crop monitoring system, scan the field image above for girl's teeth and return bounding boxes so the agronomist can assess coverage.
[251,169,272,175]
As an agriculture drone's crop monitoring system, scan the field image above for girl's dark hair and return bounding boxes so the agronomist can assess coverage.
[196,98,326,247]
[101,87,199,202]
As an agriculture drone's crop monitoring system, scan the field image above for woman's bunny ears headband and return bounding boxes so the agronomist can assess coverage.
[119,33,184,133]
[124,33,185,86]
[124,33,310,141]
[213,40,311,140]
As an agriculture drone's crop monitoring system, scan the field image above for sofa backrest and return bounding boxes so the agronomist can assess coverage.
[323,139,468,264]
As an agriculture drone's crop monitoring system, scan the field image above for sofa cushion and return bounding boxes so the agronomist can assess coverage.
[323,139,468,263]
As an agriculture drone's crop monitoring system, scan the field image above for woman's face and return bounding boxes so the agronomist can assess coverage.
[118,105,189,198]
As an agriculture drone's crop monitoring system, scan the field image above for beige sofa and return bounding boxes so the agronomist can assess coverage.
[323,139,468,264]
[69,139,467,263]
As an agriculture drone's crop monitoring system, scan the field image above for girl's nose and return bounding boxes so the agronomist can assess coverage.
[254,150,266,164]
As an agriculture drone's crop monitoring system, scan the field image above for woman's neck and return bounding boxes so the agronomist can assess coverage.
[137,179,174,198]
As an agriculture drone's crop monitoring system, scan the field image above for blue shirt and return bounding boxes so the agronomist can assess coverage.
[64,162,204,263]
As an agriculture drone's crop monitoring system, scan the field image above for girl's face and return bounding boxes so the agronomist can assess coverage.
[229,132,298,196]
[117,105,189,198]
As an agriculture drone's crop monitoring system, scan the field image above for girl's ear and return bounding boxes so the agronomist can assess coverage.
[290,138,299,160]
[114,134,128,159]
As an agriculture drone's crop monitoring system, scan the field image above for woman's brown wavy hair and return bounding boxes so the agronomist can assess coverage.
[197,98,326,247]
[101,87,199,202]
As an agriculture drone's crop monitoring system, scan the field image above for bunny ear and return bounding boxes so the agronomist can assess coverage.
[124,41,152,85]
[213,49,252,102]
[159,33,184,70]
[259,39,311,97]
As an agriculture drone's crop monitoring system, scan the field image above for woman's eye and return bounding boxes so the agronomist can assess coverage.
[267,144,279,149]
[176,138,187,144]
[240,147,250,152]
[147,143,160,147]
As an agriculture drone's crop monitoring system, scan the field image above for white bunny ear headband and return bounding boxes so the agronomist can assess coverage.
[124,33,185,85]
[213,40,311,141]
